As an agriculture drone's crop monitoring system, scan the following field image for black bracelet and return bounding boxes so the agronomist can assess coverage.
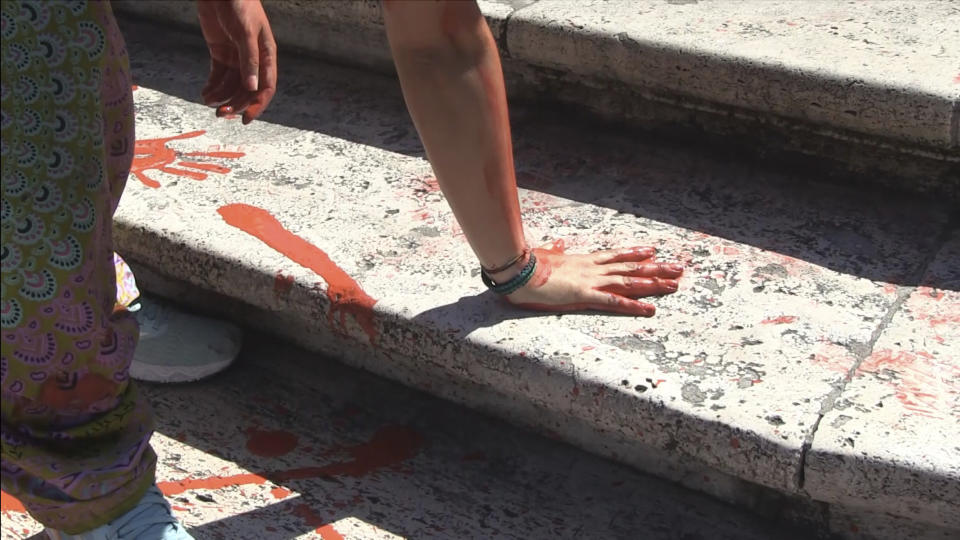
[481,252,537,295]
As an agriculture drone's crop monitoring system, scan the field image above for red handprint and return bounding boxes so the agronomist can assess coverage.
[131,130,245,188]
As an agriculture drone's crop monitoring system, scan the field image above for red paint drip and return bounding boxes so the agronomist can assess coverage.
[245,428,299,458]
[761,315,796,325]
[218,203,379,345]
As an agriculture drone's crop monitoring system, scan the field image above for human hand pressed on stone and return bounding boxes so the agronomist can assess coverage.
[197,0,277,124]
[504,240,683,317]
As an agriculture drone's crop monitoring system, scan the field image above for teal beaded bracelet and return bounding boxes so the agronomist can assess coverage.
[481,252,537,295]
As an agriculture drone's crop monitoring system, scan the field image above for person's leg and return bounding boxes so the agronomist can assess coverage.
[112,254,243,384]
[1,2,185,536]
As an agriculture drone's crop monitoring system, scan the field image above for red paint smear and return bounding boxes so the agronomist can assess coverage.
[271,487,293,500]
[131,84,139,91]
[132,131,244,188]
[954,73,960,84]
[761,315,796,325]
[1,491,26,513]
[246,428,299,458]
[274,425,423,480]
[218,203,379,345]
[291,504,345,540]
[171,505,190,512]
[857,349,959,420]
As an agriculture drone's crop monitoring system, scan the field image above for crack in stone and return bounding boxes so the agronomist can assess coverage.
[795,221,958,493]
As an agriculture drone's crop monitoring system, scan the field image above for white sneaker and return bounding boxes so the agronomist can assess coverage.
[129,296,242,383]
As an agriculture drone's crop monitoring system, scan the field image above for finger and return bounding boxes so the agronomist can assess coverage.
[221,88,256,119]
[203,66,241,105]
[597,276,679,297]
[603,262,684,278]
[586,291,657,317]
[201,60,230,103]
[536,239,566,254]
[593,246,656,264]
[243,33,277,124]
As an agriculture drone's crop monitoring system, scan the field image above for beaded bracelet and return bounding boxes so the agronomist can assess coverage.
[481,252,537,295]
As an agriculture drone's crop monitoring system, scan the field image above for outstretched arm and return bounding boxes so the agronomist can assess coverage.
[383,1,682,316]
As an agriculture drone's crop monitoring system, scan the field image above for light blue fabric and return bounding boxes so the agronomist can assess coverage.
[49,486,194,540]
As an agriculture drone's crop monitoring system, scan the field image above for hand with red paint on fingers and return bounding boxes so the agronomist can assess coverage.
[197,0,277,124]
[489,240,683,317]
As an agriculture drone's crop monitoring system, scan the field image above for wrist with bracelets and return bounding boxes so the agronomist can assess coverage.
[480,248,537,295]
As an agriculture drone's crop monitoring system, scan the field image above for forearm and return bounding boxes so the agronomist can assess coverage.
[384,1,525,272]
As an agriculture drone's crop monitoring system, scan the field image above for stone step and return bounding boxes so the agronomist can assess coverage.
[114,16,957,540]
[113,0,960,199]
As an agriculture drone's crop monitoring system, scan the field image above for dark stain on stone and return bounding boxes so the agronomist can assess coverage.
[765,414,785,426]
[753,263,788,279]
[681,382,706,404]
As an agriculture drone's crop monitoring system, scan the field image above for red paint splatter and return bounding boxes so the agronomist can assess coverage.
[245,428,299,458]
[131,84,139,91]
[1,491,26,513]
[761,315,796,325]
[271,487,293,499]
[171,505,190,512]
[132,131,244,188]
[581,345,595,351]
[218,204,379,345]
[291,504,345,540]
[953,73,960,84]
[274,271,295,297]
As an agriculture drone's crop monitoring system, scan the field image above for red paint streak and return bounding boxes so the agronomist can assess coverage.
[172,505,190,512]
[246,428,299,458]
[218,204,379,345]
[291,504,345,540]
[1,491,26,513]
[271,487,293,499]
[131,84,139,91]
[274,271,295,297]
[582,345,595,351]
[158,473,269,496]
[761,315,796,325]
[132,131,244,188]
